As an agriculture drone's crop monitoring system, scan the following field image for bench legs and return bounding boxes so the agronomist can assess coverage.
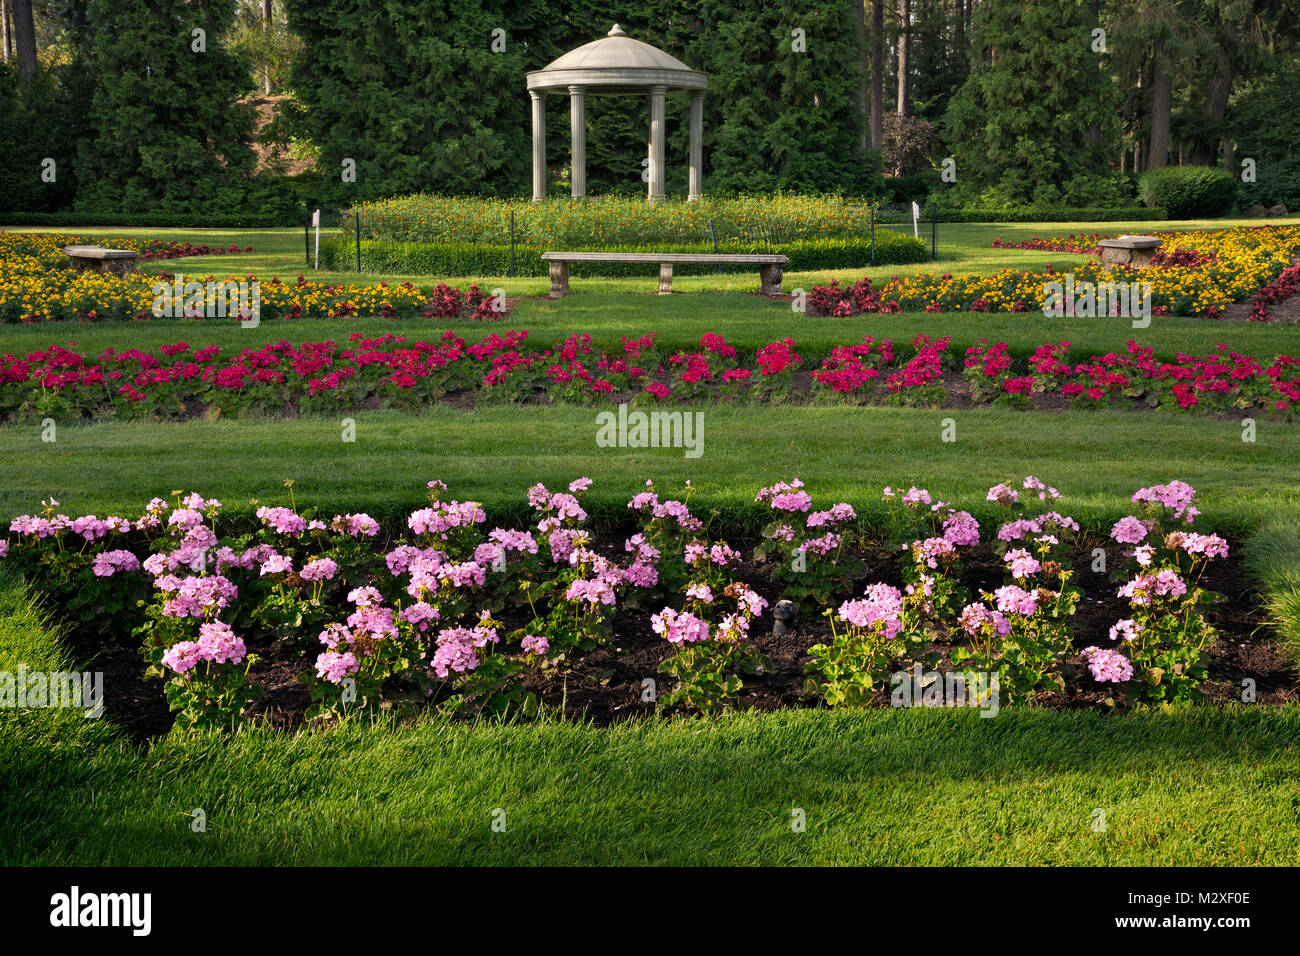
[548,260,570,298]
[759,263,783,296]
[658,262,674,295]
[67,259,138,276]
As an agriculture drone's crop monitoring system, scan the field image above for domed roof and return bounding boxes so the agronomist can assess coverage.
[526,25,707,94]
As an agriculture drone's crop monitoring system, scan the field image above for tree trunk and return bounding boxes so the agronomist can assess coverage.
[2,0,10,64]
[1189,57,1233,166]
[853,0,870,152]
[954,0,967,73]
[1146,52,1171,170]
[896,0,910,116]
[262,0,273,94]
[1084,0,1101,167]
[11,0,34,87]
[870,0,883,150]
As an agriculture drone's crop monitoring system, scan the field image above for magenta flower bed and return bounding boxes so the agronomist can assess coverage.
[4,331,1300,420]
[137,242,254,262]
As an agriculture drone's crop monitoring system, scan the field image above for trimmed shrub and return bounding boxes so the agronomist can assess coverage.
[921,206,1160,223]
[1138,167,1236,218]
[1239,156,1300,214]
[348,194,887,246]
[0,211,285,228]
[319,234,927,277]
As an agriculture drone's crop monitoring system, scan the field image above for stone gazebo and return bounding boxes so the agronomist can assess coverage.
[525,24,707,202]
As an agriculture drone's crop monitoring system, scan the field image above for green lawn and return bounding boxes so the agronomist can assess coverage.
[3,405,1296,527]
[8,709,1300,866]
[4,216,1300,866]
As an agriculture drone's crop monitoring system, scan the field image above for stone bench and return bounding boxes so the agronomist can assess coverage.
[1097,235,1162,269]
[540,251,789,297]
[62,245,140,276]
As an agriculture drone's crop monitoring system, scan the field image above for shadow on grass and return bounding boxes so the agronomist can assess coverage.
[3,705,1298,865]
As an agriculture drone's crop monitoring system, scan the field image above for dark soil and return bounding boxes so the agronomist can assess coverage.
[58,534,1298,746]
[1223,297,1300,323]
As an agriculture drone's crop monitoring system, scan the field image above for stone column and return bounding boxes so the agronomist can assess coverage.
[688,90,704,201]
[569,86,586,199]
[530,91,547,203]
[648,84,666,203]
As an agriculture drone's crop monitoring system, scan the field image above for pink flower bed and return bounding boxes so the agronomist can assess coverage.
[1,476,1243,728]
[4,331,1300,418]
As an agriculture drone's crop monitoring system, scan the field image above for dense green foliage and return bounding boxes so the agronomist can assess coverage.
[1,1,1295,220]
[279,0,879,203]
[0,69,48,213]
[0,1,300,219]
[1138,166,1237,218]
[1233,67,1300,211]
[0,210,289,229]
[941,0,1127,206]
[698,2,877,195]
[73,0,259,215]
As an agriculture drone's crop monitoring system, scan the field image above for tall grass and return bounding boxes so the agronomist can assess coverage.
[347,194,879,247]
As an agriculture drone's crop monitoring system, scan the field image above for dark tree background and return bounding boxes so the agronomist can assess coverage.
[3,0,1298,214]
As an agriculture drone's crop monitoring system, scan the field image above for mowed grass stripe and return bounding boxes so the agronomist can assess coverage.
[2,405,1295,527]
[3,695,1297,865]
[5,295,1300,364]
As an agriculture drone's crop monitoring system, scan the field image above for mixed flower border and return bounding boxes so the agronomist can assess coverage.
[4,225,1299,326]
[3,475,1245,731]
[0,233,506,324]
[812,225,1300,319]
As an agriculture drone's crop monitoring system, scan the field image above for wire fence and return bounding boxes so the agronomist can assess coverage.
[301,201,941,273]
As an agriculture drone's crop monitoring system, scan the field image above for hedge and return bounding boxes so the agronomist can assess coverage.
[319,234,929,277]
[917,206,1164,223]
[0,211,285,229]
[1138,167,1237,219]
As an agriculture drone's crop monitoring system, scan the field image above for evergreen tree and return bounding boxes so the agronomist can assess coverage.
[941,0,1124,205]
[907,0,969,122]
[74,0,257,213]
[281,0,544,201]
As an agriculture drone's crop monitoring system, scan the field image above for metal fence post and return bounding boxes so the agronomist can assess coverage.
[931,204,937,261]
[304,207,310,266]
[509,211,516,278]
[355,209,362,272]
